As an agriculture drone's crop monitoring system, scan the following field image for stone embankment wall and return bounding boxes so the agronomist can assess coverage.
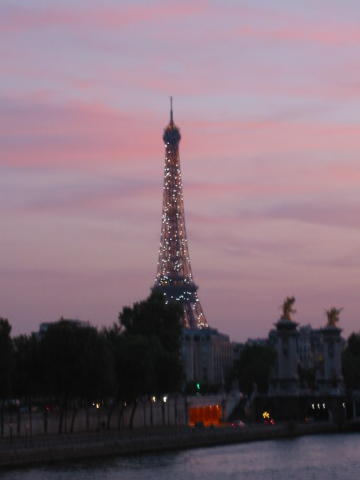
[0,422,352,469]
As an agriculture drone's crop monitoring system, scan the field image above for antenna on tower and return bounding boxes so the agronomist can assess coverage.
[170,96,173,124]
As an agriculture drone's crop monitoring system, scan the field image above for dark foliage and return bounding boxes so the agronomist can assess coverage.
[0,318,14,398]
[39,320,113,401]
[234,344,276,394]
[1,294,183,432]
[343,333,360,390]
[13,334,41,398]
[117,292,184,397]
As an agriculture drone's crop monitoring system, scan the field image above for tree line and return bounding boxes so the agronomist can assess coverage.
[0,293,183,433]
[1,291,360,434]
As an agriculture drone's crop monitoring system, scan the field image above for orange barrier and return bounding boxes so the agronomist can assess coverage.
[188,404,222,427]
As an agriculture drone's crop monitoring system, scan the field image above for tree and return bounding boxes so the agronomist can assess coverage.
[0,318,14,435]
[343,333,360,390]
[120,292,183,352]
[115,293,184,427]
[40,320,113,433]
[119,292,183,395]
[13,334,42,399]
[234,344,276,395]
[12,333,42,435]
[0,318,14,396]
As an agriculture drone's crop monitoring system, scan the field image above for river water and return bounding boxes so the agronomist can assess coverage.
[2,433,360,480]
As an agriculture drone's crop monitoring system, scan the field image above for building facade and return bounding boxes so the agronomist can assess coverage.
[260,299,346,421]
[269,308,345,396]
[182,328,233,386]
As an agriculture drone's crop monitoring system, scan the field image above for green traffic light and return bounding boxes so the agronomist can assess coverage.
[196,383,200,390]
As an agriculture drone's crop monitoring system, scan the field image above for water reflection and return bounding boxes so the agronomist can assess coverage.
[2,433,360,480]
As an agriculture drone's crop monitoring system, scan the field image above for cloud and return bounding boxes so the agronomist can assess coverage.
[232,22,360,47]
[0,166,163,229]
[267,199,360,230]
[3,0,360,340]
[0,2,206,33]
[0,96,163,167]
[187,191,360,235]
[2,94,360,236]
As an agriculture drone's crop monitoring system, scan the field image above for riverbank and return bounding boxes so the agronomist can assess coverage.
[1,421,359,468]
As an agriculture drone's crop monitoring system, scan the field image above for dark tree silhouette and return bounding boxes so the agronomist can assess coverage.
[0,318,14,436]
[13,333,42,435]
[116,293,184,427]
[343,333,360,390]
[4,293,184,434]
[13,334,42,398]
[39,320,113,433]
[234,344,276,395]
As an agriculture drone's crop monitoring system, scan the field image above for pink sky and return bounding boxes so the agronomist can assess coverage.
[1,0,360,341]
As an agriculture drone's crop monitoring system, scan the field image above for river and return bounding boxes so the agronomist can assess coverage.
[2,433,359,480]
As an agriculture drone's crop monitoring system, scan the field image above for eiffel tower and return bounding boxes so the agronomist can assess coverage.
[153,99,208,329]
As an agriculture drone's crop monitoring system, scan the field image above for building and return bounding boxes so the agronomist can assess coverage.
[182,328,233,386]
[261,299,346,421]
[269,302,345,396]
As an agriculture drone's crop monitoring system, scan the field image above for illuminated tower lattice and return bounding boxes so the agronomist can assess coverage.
[153,99,208,329]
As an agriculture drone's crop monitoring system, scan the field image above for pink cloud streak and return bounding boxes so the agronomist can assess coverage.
[3,96,360,195]
[234,23,360,47]
[0,2,206,33]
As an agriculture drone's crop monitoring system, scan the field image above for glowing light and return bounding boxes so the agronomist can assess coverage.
[154,117,208,329]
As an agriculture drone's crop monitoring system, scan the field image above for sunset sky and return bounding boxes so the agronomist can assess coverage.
[1,0,360,340]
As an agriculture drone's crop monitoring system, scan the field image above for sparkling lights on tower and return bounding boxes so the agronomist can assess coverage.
[153,98,208,329]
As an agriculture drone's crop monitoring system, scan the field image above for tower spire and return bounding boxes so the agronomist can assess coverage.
[154,103,208,329]
[170,96,173,125]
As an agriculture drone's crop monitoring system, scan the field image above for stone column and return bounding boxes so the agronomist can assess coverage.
[270,318,299,395]
[317,325,344,394]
